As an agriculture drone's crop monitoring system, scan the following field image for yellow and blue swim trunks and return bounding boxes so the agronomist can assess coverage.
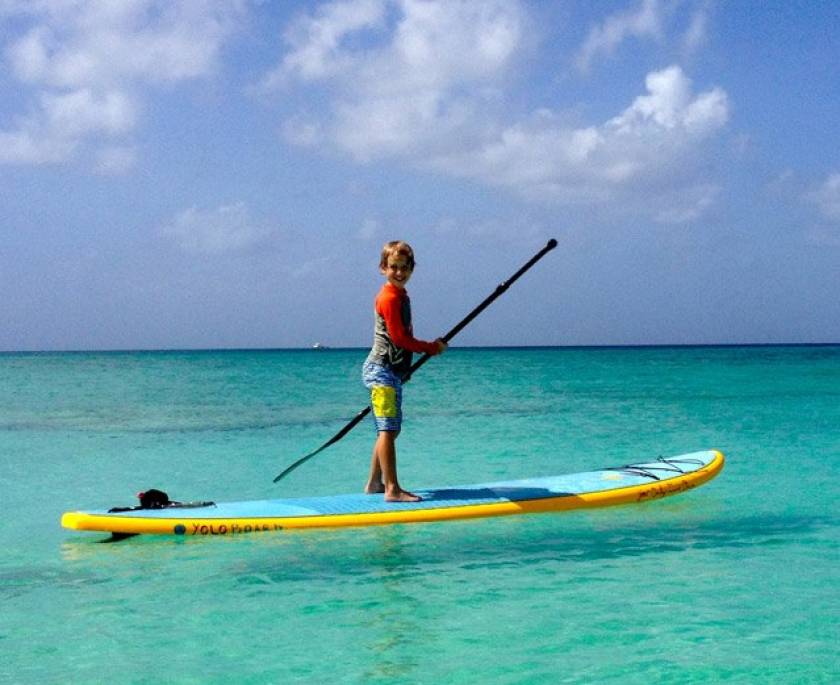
[362,362,402,432]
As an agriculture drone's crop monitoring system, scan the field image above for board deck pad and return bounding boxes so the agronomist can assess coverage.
[61,450,724,537]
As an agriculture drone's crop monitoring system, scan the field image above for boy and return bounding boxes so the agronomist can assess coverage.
[362,241,447,502]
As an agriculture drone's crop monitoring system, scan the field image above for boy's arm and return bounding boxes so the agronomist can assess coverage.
[378,293,442,355]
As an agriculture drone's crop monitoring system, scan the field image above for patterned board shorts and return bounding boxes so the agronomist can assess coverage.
[362,362,402,432]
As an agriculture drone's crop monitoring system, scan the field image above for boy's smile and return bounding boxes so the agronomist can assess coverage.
[382,255,413,289]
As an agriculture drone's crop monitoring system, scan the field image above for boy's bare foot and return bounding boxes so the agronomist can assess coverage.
[364,481,385,494]
[385,489,422,503]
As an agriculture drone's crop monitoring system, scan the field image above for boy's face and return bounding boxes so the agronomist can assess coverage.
[381,253,413,289]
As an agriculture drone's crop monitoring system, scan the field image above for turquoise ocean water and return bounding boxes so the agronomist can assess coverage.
[1,346,838,684]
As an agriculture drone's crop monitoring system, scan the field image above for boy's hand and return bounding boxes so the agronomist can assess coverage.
[435,339,448,354]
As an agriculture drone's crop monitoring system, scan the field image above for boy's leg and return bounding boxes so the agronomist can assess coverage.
[363,363,418,501]
[376,430,421,502]
[365,442,385,494]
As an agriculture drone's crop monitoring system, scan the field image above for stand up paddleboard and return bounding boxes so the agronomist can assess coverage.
[61,450,723,538]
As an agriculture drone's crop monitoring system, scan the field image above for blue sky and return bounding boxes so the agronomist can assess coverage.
[2,0,838,351]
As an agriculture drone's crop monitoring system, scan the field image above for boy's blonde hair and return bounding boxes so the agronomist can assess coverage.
[379,240,415,270]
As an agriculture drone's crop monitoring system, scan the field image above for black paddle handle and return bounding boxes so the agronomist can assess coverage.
[273,238,558,483]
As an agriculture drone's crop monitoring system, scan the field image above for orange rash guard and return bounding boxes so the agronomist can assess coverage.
[366,283,439,379]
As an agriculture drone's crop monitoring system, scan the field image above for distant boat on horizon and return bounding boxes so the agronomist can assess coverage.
[312,342,329,350]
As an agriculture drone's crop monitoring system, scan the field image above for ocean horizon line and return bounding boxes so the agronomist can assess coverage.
[2,342,838,355]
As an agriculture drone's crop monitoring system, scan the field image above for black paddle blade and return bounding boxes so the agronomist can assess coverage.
[272,448,322,483]
[100,533,139,543]
[273,407,371,483]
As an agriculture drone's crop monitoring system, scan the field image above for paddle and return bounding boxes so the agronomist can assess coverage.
[272,238,558,483]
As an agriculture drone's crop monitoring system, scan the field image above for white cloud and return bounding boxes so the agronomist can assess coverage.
[807,173,840,221]
[162,202,274,255]
[681,2,711,56]
[262,0,388,88]
[6,1,244,88]
[575,1,715,71]
[654,183,718,224]
[0,128,74,164]
[1,0,245,167]
[575,0,664,73]
[41,88,136,137]
[608,65,727,135]
[431,65,729,217]
[269,3,728,222]
[269,0,526,160]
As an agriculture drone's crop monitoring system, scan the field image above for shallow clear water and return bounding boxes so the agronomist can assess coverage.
[2,347,838,683]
